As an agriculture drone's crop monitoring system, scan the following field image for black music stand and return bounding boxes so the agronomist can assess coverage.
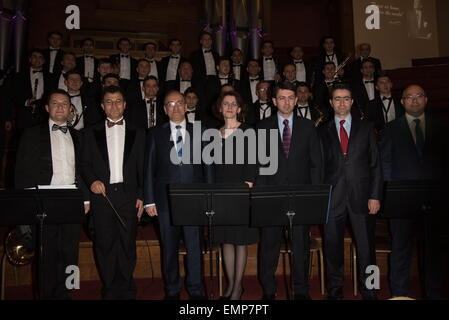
[251,184,332,300]
[0,188,84,300]
[168,183,251,300]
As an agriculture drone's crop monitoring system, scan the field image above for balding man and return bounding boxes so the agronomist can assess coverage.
[143,90,213,300]
[380,85,449,299]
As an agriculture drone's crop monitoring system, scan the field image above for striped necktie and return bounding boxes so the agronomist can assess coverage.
[175,125,183,160]
[282,119,291,157]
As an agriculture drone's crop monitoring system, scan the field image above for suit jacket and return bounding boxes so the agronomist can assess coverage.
[256,114,322,185]
[380,114,448,181]
[258,56,281,82]
[287,59,313,85]
[319,117,383,214]
[190,49,220,82]
[365,96,404,132]
[143,122,214,213]
[124,95,167,129]
[159,55,187,83]
[76,55,99,81]
[348,57,382,80]
[239,75,261,108]
[351,79,379,112]
[312,80,333,116]
[312,52,346,84]
[14,122,89,200]
[246,100,277,127]
[71,93,104,129]
[205,75,241,107]
[109,54,138,80]
[43,48,64,74]
[125,78,145,102]
[164,79,207,121]
[81,121,145,203]
[294,104,328,127]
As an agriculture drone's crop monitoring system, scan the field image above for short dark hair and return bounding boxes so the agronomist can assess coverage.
[213,91,247,122]
[330,83,353,98]
[296,82,311,92]
[47,31,63,39]
[274,81,297,97]
[247,59,259,66]
[199,31,213,41]
[62,51,76,59]
[64,69,83,80]
[101,73,120,85]
[116,37,131,49]
[218,57,230,65]
[323,61,336,70]
[47,89,70,105]
[283,63,296,71]
[261,40,274,48]
[143,42,157,50]
[184,87,199,97]
[142,75,159,86]
[80,37,95,47]
[376,72,392,82]
[28,48,44,58]
[361,58,375,68]
[102,85,125,101]
[137,58,150,65]
[168,38,182,46]
[231,48,242,54]
[98,58,113,67]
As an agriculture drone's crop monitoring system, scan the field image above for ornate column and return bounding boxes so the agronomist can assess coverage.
[230,0,249,55]
[203,0,227,56]
[248,0,264,60]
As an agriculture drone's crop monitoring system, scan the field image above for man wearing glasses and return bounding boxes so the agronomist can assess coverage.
[319,84,382,300]
[143,90,213,300]
[380,85,448,299]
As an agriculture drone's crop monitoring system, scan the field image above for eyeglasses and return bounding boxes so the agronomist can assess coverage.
[222,101,239,107]
[103,99,124,105]
[258,88,269,92]
[402,94,426,100]
[332,97,352,103]
[165,100,185,108]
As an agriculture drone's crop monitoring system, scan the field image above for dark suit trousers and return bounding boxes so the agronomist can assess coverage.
[157,207,204,297]
[324,203,376,298]
[42,224,81,300]
[259,226,311,296]
[91,183,137,300]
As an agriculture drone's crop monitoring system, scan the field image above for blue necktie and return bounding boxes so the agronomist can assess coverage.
[175,125,183,160]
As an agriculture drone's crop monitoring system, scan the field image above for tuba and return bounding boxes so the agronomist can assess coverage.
[4,229,34,266]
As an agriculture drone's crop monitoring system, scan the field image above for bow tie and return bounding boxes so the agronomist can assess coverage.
[298,106,309,109]
[264,57,273,61]
[233,64,242,67]
[180,79,191,82]
[250,78,260,82]
[121,54,129,58]
[146,59,154,63]
[382,96,392,101]
[171,56,179,59]
[146,99,155,104]
[32,69,43,74]
[219,77,228,80]
[49,48,59,52]
[294,60,303,64]
[70,94,81,99]
[260,102,268,106]
[186,110,196,114]
[85,55,94,59]
[203,49,212,53]
[52,124,68,133]
[327,54,335,59]
[364,80,375,84]
[107,119,124,128]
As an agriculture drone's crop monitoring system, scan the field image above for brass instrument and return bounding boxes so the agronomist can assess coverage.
[333,54,352,81]
[314,107,326,127]
[4,229,34,266]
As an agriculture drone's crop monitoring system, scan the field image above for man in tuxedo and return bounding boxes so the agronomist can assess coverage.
[76,38,98,83]
[380,85,448,299]
[282,64,299,88]
[126,59,151,102]
[87,59,114,102]
[43,31,64,75]
[184,87,203,124]
[51,51,77,91]
[160,38,186,84]
[10,48,50,132]
[126,76,166,129]
[81,85,145,300]
[102,73,120,88]
[205,57,240,108]
[15,89,89,299]
[110,37,138,89]
[190,32,219,83]
[256,81,322,300]
[240,59,261,108]
[295,82,328,127]
[365,73,404,134]
[349,43,382,80]
[319,84,382,300]
[289,46,312,85]
[313,62,336,116]
[65,70,102,129]
[313,36,345,84]
[407,0,432,39]
[143,42,161,80]
[231,48,245,81]
[144,90,213,300]
[247,81,275,126]
[259,40,281,85]
[351,59,378,112]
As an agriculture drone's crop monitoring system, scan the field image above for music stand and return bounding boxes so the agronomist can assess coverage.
[168,183,251,299]
[0,187,85,300]
[251,184,332,300]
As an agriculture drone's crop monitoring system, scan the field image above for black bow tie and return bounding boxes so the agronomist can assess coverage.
[171,56,179,59]
[250,78,260,82]
[146,99,155,104]
[107,119,124,128]
[85,55,94,59]
[70,94,81,99]
[298,106,309,109]
[146,59,154,63]
[219,77,228,80]
[204,49,212,53]
[121,54,129,58]
[327,54,335,59]
[264,57,273,61]
[233,64,242,67]
[382,96,392,101]
[49,48,59,52]
[364,80,375,84]
[180,79,191,82]
[32,69,43,74]
[294,60,303,64]
[260,102,268,106]
[52,124,68,133]
[186,110,196,114]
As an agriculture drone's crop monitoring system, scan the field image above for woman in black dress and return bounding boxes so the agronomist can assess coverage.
[212,91,259,300]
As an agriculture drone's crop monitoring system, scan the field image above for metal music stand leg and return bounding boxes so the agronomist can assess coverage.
[286,210,295,300]
[206,210,215,300]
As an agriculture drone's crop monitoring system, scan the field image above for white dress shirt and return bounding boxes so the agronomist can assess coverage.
[294,60,306,82]
[363,78,375,101]
[145,98,158,128]
[119,55,131,80]
[233,65,241,80]
[263,56,276,81]
[186,108,196,124]
[84,55,95,81]
[49,119,76,185]
[58,71,67,91]
[249,76,259,103]
[405,112,426,143]
[381,96,396,123]
[259,101,272,120]
[29,68,44,101]
[69,94,84,130]
[325,53,338,67]
[296,104,311,120]
[49,47,59,73]
[147,59,159,79]
[179,79,191,94]
[219,75,229,86]
[166,55,180,81]
[203,48,216,76]
[106,117,125,184]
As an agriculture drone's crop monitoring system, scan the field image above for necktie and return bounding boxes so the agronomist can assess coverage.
[250,78,259,82]
[260,103,269,119]
[282,119,291,157]
[107,119,124,128]
[121,54,129,58]
[265,57,273,61]
[365,80,375,84]
[147,59,154,63]
[219,77,228,80]
[186,110,196,115]
[175,125,183,160]
[382,97,393,123]
[32,69,43,74]
[414,119,424,159]
[171,56,179,59]
[339,120,349,156]
[52,124,68,133]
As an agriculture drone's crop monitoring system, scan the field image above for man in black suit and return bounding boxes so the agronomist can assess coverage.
[256,81,322,300]
[258,40,281,85]
[87,59,114,103]
[380,85,448,299]
[144,90,213,300]
[351,59,378,113]
[65,70,102,129]
[76,38,98,83]
[160,38,187,84]
[289,46,312,85]
[313,36,345,85]
[313,62,336,116]
[282,63,300,88]
[365,73,404,134]
[125,76,166,129]
[349,43,382,81]
[240,59,261,108]
[110,37,138,89]
[51,51,77,91]
[247,81,275,126]
[230,48,245,81]
[143,42,161,80]
[205,57,240,108]
[295,82,328,127]
[184,87,203,124]
[43,31,64,75]
[126,59,151,102]
[10,48,51,132]
[15,89,89,299]
[319,84,382,300]
[190,31,219,83]
[407,0,432,39]
[81,85,145,300]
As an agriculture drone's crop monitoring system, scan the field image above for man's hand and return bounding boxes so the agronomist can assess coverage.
[368,199,381,215]
[145,205,158,217]
[5,121,12,131]
[136,199,143,220]
[84,203,90,214]
[26,98,37,106]
[245,181,254,189]
[90,180,106,196]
